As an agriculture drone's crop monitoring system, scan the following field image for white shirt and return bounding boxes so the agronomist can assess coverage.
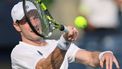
[11,38,80,69]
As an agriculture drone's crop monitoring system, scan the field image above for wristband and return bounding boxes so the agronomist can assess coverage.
[57,35,71,50]
[99,51,113,60]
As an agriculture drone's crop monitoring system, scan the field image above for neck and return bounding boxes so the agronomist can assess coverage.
[21,37,47,46]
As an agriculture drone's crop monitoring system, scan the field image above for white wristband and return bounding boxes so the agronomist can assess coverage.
[99,51,113,60]
[57,35,71,50]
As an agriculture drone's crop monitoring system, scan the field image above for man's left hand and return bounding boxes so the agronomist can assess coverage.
[100,52,120,69]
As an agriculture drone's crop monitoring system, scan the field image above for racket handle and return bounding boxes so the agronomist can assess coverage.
[60,25,68,32]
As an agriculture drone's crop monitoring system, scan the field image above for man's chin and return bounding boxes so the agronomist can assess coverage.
[31,36,43,41]
[30,31,42,36]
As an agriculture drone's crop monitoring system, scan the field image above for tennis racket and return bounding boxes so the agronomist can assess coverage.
[22,0,68,38]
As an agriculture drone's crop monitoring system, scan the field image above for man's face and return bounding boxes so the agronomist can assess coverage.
[17,10,42,41]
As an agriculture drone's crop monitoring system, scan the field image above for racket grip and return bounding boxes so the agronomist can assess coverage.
[60,25,68,32]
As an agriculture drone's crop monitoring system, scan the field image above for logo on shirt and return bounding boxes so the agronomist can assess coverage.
[37,50,43,56]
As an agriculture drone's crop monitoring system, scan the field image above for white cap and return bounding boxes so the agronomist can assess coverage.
[11,1,37,22]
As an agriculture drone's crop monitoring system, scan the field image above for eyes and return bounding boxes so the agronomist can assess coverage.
[16,15,40,25]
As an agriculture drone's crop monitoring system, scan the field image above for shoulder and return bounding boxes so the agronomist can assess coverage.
[11,41,42,60]
[11,42,44,69]
[65,43,82,63]
[66,43,80,54]
[11,43,34,59]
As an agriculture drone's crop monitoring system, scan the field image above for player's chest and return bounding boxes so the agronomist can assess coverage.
[36,47,66,69]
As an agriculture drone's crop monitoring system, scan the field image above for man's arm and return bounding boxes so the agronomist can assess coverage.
[75,49,100,67]
[75,49,120,69]
[57,26,78,50]
[62,26,120,69]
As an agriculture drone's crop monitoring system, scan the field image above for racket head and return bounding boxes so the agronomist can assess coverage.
[22,0,54,38]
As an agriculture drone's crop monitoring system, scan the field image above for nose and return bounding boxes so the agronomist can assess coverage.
[31,17,41,26]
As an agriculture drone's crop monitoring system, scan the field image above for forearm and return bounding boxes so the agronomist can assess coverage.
[89,51,100,67]
[75,50,100,68]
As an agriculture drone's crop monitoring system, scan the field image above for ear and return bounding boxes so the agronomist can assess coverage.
[13,22,21,32]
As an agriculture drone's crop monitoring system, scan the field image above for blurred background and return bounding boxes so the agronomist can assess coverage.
[0,0,122,69]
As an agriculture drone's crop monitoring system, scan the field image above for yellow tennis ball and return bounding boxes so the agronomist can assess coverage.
[74,16,87,29]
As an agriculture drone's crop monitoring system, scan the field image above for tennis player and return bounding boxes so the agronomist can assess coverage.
[11,1,120,69]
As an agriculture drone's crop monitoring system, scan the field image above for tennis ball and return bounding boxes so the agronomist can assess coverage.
[74,16,87,29]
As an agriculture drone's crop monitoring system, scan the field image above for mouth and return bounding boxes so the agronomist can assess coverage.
[30,25,40,32]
